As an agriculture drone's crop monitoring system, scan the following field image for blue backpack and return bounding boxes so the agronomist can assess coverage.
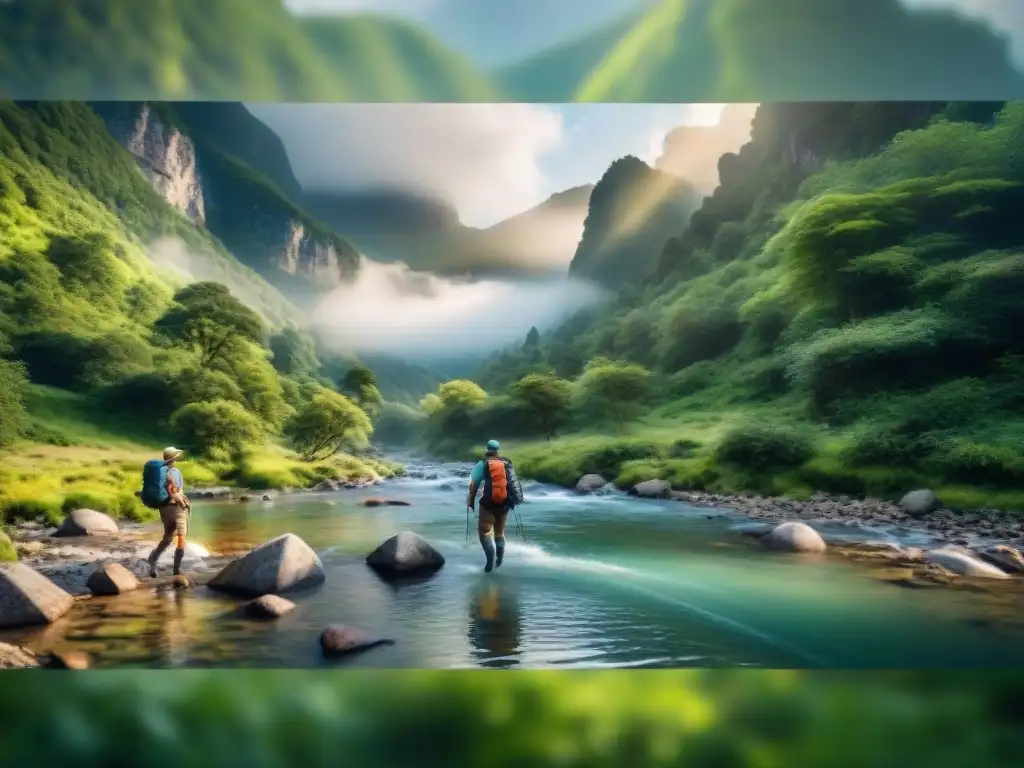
[140,460,170,509]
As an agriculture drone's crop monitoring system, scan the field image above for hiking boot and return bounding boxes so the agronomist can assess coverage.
[495,540,505,569]
[172,548,185,577]
[146,550,161,578]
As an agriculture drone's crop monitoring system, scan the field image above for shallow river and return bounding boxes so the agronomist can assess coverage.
[6,457,1024,668]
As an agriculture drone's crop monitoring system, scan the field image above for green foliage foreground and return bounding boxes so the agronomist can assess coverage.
[0,670,1020,767]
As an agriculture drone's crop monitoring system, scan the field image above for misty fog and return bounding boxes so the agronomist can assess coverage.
[310,256,606,359]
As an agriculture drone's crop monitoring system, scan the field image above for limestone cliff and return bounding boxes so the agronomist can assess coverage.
[92,101,359,292]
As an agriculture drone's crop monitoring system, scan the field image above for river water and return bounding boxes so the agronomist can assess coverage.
[6,457,1024,668]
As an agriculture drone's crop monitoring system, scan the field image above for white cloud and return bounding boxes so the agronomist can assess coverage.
[248,103,564,228]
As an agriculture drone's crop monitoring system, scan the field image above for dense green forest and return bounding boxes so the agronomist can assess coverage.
[0,669,1022,766]
[1,0,1023,102]
[0,100,401,525]
[402,101,1024,511]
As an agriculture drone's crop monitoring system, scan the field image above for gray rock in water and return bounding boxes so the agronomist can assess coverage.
[899,489,940,518]
[763,522,827,554]
[0,642,41,669]
[86,562,139,596]
[313,479,341,492]
[245,594,296,619]
[320,625,395,658]
[207,533,326,597]
[0,563,75,628]
[925,548,1011,579]
[978,545,1024,575]
[365,531,445,578]
[575,474,607,493]
[631,479,671,499]
[53,509,119,537]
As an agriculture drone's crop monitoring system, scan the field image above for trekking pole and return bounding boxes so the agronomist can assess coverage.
[512,506,527,544]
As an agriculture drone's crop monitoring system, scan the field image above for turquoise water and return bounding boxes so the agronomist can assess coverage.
[7,459,1024,668]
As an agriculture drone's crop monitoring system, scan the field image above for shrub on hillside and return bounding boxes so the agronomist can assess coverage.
[713,424,815,472]
[98,371,177,420]
[13,329,93,388]
[169,399,265,458]
[79,329,154,388]
[576,362,651,428]
[925,439,1024,487]
[577,440,663,480]
[0,359,29,448]
[659,303,743,372]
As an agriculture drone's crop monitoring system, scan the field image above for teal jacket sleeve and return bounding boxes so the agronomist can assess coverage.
[469,460,486,486]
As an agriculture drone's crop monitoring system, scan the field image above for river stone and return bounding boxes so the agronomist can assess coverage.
[925,548,1011,579]
[313,479,341,492]
[575,474,607,493]
[53,509,119,537]
[46,649,91,670]
[245,594,296,619]
[86,562,139,596]
[899,489,940,518]
[207,533,326,597]
[365,531,445,578]
[0,563,75,628]
[0,642,40,669]
[978,545,1024,575]
[320,625,395,658]
[631,479,671,499]
[762,522,827,554]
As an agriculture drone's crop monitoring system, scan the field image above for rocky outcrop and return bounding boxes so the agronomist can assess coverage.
[762,522,827,554]
[245,594,296,619]
[924,547,1011,579]
[978,545,1024,574]
[207,533,326,597]
[0,643,41,669]
[568,156,702,287]
[365,532,445,579]
[320,625,395,658]
[54,509,119,538]
[93,102,206,222]
[0,563,75,628]
[86,562,139,596]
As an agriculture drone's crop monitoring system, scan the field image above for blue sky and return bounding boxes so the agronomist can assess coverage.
[251,103,729,227]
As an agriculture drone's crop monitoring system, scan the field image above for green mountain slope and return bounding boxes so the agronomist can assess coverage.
[573,0,1024,101]
[0,1,498,101]
[452,101,1024,510]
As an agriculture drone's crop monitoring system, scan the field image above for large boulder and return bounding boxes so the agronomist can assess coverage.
[0,563,75,628]
[207,533,326,597]
[575,474,607,494]
[925,548,1011,579]
[762,522,827,554]
[86,562,139,596]
[320,625,395,658]
[365,531,445,579]
[631,479,671,498]
[53,509,119,537]
[978,545,1024,575]
[898,489,940,518]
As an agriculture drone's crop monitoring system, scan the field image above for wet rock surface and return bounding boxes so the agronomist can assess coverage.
[0,563,75,629]
[86,562,140,596]
[320,625,395,658]
[245,594,296,619]
[54,509,119,538]
[208,533,326,597]
[365,531,445,579]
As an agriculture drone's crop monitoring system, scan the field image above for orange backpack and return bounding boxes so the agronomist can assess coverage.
[482,457,509,506]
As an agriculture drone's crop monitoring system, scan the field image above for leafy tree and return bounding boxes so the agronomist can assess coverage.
[340,363,376,397]
[154,282,264,367]
[419,393,443,416]
[284,388,373,461]
[45,232,126,311]
[437,379,488,410]
[79,330,154,388]
[513,373,573,439]
[269,326,320,377]
[169,399,265,458]
[577,362,651,428]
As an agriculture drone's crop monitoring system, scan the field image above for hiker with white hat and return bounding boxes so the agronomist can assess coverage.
[139,447,192,577]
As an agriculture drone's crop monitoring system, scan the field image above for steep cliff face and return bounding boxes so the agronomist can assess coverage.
[569,157,701,287]
[93,102,205,222]
[92,101,358,292]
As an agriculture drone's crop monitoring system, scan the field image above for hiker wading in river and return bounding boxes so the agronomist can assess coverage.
[141,447,192,577]
[467,440,524,573]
